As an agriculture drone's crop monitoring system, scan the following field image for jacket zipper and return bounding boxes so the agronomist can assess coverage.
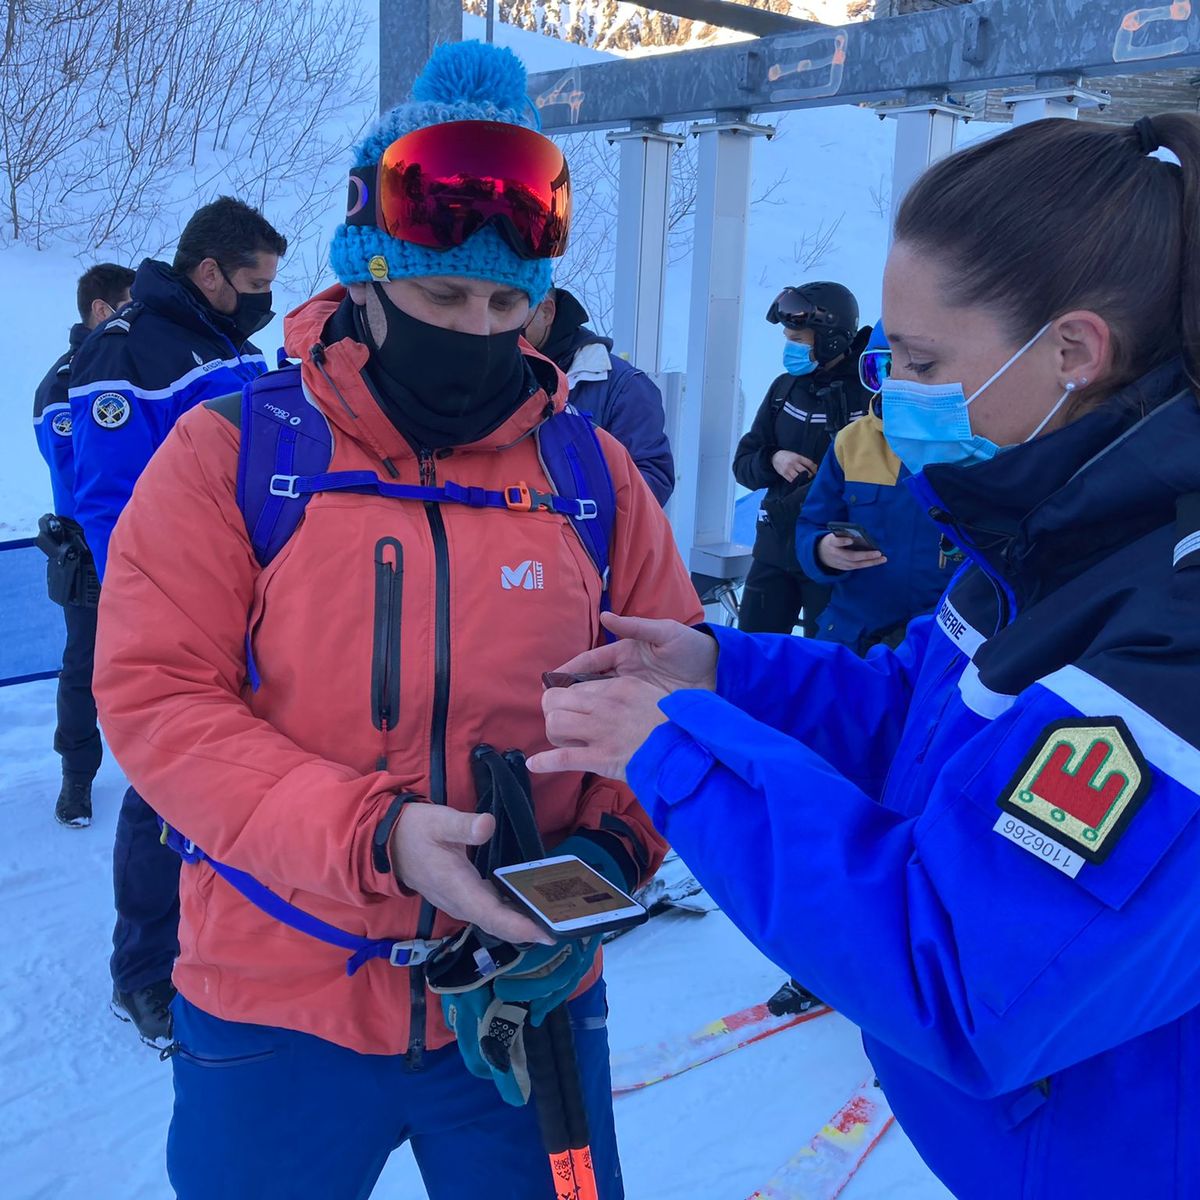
[370,537,403,770]
[407,448,452,1069]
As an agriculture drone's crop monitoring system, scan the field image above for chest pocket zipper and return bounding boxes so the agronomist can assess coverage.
[371,537,403,769]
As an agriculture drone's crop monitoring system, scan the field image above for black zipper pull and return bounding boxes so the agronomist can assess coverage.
[419,449,435,486]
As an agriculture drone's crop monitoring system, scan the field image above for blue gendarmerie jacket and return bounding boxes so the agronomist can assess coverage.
[67,259,266,578]
[796,406,956,649]
[628,359,1200,1198]
[33,321,91,518]
[559,333,675,507]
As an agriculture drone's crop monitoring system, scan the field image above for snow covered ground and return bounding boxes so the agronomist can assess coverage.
[0,679,952,1200]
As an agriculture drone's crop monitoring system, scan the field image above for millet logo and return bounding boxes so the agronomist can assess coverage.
[501,560,545,591]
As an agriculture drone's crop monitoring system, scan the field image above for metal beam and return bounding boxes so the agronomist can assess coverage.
[527,0,1200,132]
[608,125,685,374]
[628,0,822,38]
[380,0,460,113]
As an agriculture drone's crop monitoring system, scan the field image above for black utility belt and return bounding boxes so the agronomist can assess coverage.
[36,514,99,608]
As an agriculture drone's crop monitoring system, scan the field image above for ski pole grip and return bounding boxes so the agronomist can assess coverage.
[546,1005,592,1150]
[525,1018,570,1155]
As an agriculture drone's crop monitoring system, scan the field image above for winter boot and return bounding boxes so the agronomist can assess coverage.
[766,978,824,1017]
[54,775,93,828]
[111,979,177,1049]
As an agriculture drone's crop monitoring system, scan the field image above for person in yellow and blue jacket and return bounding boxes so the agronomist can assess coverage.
[795,322,956,655]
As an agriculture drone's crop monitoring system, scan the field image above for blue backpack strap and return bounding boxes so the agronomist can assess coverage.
[236,365,333,569]
[158,820,438,977]
[536,405,616,618]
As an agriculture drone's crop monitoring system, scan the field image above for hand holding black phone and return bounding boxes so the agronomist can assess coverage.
[826,521,882,553]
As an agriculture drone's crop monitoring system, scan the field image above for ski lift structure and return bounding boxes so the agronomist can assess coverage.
[382,0,1200,598]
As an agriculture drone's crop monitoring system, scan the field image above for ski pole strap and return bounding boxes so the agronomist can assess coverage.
[267,471,600,523]
[158,821,439,976]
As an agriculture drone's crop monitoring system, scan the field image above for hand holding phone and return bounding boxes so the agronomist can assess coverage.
[493,855,648,939]
[825,521,881,552]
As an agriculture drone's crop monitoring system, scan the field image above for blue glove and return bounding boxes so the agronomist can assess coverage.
[493,936,600,1026]
[441,989,532,1107]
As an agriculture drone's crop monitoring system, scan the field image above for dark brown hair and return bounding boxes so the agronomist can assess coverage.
[895,113,1200,397]
[76,262,135,322]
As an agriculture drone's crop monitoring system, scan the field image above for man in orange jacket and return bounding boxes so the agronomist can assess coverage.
[93,40,700,1200]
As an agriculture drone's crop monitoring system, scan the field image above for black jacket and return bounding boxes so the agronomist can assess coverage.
[733,329,871,568]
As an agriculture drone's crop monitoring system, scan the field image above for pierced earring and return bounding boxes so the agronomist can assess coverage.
[1064,381,1077,392]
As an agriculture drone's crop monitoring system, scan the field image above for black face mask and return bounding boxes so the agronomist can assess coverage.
[218,265,274,339]
[357,283,528,449]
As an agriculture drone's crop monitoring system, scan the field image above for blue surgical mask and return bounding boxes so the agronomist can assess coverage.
[882,322,1071,474]
[783,342,817,377]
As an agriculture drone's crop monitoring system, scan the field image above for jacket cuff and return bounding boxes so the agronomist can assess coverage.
[627,712,717,832]
[797,529,842,581]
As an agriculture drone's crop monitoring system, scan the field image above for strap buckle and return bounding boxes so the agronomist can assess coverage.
[269,474,301,499]
[504,483,553,513]
[390,939,438,967]
[571,498,598,521]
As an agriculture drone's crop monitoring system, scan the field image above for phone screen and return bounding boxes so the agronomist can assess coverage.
[500,860,632,923]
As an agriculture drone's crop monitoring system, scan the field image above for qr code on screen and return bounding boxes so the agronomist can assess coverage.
[534,877,596,903]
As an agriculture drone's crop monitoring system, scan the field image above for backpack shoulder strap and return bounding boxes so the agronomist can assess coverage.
[237,365,333,568]
[536,405,616,613]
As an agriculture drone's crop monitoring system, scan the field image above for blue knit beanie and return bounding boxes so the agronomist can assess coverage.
[330,40,554,303]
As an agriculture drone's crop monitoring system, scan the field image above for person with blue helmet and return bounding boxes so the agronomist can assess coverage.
[31,262,134,828]
[68,197,286,1049]
[534,111,1200,1199]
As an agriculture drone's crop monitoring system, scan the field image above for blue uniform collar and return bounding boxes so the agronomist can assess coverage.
[915,359,1196,598]
[130,258,246,350]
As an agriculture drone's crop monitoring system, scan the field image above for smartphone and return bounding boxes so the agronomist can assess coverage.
[541,671,611,689]
[493,854,648,939]
[826,521,882,553]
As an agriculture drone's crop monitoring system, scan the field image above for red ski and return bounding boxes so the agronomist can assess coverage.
[610,1001,832,1095]
[747,1078,894,1200]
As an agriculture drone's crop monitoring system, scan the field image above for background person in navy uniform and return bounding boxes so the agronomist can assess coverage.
[733,282,870,635]
[32,261,134,825]
[68,196,286,1048]
[33,263,135,829]
[523,285,676,505]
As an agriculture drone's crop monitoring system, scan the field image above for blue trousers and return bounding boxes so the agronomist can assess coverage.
[168,981,624,1200]
[110,787,180,992]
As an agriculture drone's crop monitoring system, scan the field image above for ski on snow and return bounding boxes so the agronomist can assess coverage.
[610,1000,832,1095]
[746,1078,894,1200]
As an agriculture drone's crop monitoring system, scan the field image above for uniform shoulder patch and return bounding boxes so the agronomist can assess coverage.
[92,391,132,429]
[50,411,73,438]
[998,717,1151,864]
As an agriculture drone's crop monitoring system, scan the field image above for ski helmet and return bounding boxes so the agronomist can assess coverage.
[767,282,860,363]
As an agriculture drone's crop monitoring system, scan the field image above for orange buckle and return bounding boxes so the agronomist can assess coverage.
[504,483,533,512]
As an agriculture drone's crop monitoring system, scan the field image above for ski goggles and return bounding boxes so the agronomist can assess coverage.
[345,121,571,260]
[766,287,840,332]
[859,349,892,393]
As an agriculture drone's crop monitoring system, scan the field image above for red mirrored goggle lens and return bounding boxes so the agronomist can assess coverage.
[859,349,892,393]
[346,121,571,261]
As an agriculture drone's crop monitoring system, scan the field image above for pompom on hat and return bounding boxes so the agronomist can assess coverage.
[330,40,555,303]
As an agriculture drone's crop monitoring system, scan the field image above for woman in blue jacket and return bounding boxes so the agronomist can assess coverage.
[531,112,1200,1198]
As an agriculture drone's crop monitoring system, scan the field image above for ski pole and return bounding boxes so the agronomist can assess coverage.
[525,1007,600,1200]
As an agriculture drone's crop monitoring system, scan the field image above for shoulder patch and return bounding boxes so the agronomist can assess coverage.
[92,392,132,429]
[997,718,1151,864]
[51,411,73,438]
